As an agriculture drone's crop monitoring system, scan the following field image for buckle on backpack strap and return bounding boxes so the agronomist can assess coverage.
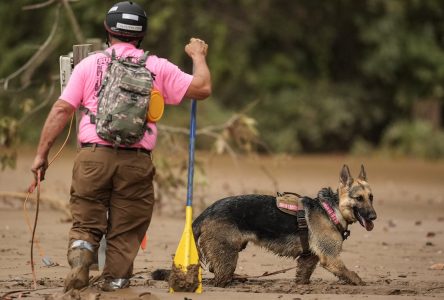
[138,51,150,65]
[111,48,117,61]
[80,106,96,124]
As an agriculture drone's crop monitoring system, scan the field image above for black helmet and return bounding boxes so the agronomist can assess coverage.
[104,1,147,39]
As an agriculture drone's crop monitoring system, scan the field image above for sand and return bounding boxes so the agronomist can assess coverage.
[1,149,443,299]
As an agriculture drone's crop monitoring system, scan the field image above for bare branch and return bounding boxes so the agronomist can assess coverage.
[157,106,262,159]
[22,0,79,11]
[61,0,85,44]
[1,4,61,90]
[201,130,238,162]
[158,124,236,154]
[0,191,70,218]
[18,80,57,126]
[157,124,189,135]
[22,0,56,10]
[239,98,260,114]
[158,123,234,138]
[195,99,259,134]
[260,165,279,193]
[197,115,238,133]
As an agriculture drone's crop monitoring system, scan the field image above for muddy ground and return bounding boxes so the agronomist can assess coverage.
[0,148,443,299]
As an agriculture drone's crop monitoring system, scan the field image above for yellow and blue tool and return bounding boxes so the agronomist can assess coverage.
[169,99,202,293]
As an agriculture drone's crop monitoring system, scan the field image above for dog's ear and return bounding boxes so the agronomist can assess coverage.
[358,164,367,181]
[340,164,353,187]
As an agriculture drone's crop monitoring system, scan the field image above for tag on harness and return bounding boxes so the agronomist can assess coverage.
[275,192,304,216]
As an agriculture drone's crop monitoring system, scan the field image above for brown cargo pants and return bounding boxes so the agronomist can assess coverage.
[68,145,155,280]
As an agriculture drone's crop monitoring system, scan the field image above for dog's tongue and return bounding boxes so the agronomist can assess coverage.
[358,214,374,231]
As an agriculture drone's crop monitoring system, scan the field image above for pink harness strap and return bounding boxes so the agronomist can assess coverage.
[321,202,339,225]
[277,202,300,211]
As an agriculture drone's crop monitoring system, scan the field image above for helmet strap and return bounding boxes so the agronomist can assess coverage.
[105,33,111,47]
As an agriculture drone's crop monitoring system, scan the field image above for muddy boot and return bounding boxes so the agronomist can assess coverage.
[64,241,95,292]
[101,278,130,292]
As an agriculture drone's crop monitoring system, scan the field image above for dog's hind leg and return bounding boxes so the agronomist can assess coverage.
[318,254,364,285]
[211,244,239,287]
[294,254,319,284]
[201,238,239,287]
[198,221,245,287]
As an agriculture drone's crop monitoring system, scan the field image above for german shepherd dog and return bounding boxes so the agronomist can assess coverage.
[191,165,377,287]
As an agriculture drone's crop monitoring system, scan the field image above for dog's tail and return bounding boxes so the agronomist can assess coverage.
[151,268,170,281]
[151,217,205,282]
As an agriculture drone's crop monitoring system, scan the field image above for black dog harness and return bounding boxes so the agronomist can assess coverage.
[276,192,311,256]
[276,191,351,257]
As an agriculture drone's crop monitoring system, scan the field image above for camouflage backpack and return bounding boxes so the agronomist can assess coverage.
[80,49,153,146]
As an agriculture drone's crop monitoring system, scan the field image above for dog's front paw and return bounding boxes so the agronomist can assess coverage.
[348,271,364,285]
[338,271,364,285]
[294,277,310,285]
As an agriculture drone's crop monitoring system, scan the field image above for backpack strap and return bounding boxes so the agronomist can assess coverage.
[111,48,117,61]
[80,105,113,128]
[138,51,150,66]
[79,105,96,124]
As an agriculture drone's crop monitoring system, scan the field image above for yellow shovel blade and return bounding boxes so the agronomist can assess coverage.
[170,206,202,293]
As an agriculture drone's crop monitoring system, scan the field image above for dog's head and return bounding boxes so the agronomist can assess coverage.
[338,164,377,231]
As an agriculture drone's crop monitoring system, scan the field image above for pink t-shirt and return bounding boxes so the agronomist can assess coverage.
[60,42,193,150]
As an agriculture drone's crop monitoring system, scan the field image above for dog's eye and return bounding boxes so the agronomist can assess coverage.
[356,196,364,202]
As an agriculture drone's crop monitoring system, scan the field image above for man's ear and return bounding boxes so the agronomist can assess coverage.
[358,164,367,181]
[340,164,352,187]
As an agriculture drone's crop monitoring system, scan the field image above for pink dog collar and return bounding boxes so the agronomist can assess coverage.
[321,202,339,225]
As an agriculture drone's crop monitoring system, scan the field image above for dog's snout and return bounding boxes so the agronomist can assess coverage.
[368,212,377,221]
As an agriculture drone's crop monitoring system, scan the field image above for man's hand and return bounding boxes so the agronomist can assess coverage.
[185,38,208,58]
[31,154,48,182]
[184,38,211,100]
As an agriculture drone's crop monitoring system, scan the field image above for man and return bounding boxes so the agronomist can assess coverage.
[30,1,211,292]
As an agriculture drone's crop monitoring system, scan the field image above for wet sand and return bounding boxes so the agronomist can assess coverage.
[1,149,443,299]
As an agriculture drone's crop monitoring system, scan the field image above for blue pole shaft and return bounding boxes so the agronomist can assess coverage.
[186,99,197,207]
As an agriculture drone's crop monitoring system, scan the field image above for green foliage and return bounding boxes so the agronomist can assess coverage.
[0,116,18,170]
[359,0,444,107]
[1,0,444,159]
[381,121,444,159]
[255,83,385,153]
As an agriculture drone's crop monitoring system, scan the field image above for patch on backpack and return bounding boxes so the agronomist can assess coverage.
[276,192,304,216]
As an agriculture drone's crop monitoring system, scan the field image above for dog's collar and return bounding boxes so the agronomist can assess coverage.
[321,201,350,240]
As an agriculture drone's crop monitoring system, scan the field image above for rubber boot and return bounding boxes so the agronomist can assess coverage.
[64,248,95,292]
[101,278,130,292]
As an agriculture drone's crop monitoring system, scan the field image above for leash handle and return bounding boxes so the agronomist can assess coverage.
[28,168,42,193]
[30,169,42,290]
[186,99,197,207]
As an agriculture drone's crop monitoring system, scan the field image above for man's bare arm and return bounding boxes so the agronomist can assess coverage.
[184,38,212,100]
[31,99,75,180]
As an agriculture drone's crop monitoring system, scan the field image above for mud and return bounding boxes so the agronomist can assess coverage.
[1,149,444,299]
[168,264,200,292]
